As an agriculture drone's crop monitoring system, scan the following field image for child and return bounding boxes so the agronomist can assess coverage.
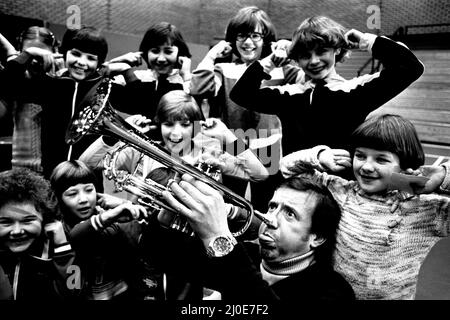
[8,26,61,173]
[0,168,75,300]
[2,26,110,178]
[190,6,303,210]
[79,90,268,186]
[280,114,450,300]
[230,16,425,157]
[106,21,192,119]
[50,160,152,300]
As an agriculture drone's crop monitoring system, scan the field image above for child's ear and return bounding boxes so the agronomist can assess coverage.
[335,48,341,56]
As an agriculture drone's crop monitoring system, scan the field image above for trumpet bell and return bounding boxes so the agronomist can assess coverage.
[65,77,256,237]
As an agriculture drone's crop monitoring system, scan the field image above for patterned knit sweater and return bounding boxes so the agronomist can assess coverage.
[281,150,450,300]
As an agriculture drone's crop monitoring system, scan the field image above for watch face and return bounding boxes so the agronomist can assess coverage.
[213,237,231,253]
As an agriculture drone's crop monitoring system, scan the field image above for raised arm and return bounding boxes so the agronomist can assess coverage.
[161,173,282,300]
[189,41,232,98]
[200,118,269,181]
[339,30,425,111]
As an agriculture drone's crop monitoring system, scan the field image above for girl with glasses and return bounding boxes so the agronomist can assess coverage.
[190,6,303,212]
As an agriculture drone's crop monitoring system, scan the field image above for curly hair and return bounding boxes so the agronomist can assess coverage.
[0,168,59,223]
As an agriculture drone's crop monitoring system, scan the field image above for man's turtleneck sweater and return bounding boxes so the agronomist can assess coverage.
[260,250,315,285]
[205,242,355,300]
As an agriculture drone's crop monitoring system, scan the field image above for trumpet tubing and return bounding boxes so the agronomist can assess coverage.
[66,78,255,237]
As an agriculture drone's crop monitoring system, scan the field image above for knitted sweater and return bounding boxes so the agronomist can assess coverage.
[281,150,450,299]
[229,34,425,156]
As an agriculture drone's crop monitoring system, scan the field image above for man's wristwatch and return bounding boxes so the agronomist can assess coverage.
[206,235,237,258]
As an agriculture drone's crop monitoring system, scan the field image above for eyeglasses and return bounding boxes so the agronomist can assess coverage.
[236,32,263,42]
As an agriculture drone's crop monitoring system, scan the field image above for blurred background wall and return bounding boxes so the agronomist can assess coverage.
[1,0,449,66]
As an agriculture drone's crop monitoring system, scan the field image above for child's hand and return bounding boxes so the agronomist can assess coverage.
[404,165,446,194]
[24,47,63,72]
[101,202,149,224]
[97,192,128,209]
[270,39,291,67]
[125,114,157,133]
[345,29,365,50]
[44,221,68,246]
[200,118,236,144]
[207,41,232,60]
[198,146,224,172]
[178,56,192,80]
[318,148,352,173]
[108,51,143,67]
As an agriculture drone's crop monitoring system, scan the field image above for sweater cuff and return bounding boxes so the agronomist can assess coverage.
[123,68,139,83]
[255,61,272,80]
[439,162,450,193]
[310,145,330,171]
[8,51,33,66]
[54,242,72,254]
[360,33,378,53]
[195,55,216,71]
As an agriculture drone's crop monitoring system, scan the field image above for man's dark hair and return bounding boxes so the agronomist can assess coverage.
[279,176,341,264]
[0,168,59,223]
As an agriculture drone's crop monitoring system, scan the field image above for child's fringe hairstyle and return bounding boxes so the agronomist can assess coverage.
[139,22,191,67]
[350,114,425,170]
[50,160,99,200]
[225,6,277,60]
[154,90,204,124]
[288,16,349,63]
[60,26,108,64]
[152,90,204,141]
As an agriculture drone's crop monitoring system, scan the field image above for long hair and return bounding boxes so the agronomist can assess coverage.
[350,114,425,170]
[225,6,277,60]
[289,16,349,63]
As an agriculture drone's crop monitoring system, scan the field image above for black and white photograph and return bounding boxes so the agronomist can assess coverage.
[0,0,449,311]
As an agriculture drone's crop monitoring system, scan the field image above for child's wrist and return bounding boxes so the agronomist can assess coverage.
[222,137,249,156]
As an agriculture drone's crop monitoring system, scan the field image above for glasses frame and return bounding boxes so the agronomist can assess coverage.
[236,32,263,42]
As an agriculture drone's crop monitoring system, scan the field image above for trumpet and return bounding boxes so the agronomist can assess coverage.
[65,78,268,237]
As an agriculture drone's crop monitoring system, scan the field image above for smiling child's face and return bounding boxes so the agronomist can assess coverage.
[296,45,340,81]
[161,119,193,155]
[0,202,43,253]
[147,42,179,76]
[353,147,401,194]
